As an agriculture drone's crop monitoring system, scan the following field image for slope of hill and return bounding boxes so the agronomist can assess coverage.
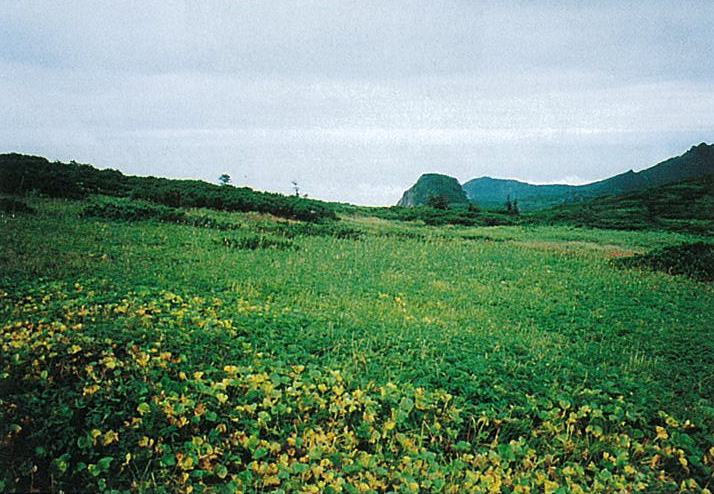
[578,142,714,198]
[396,173,469,207]
[534,172,714,234]
[461,177,575,210]
[460,143,713,210]
[0,153,337,222]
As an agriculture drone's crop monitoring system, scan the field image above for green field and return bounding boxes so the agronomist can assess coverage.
[2,196,714,493]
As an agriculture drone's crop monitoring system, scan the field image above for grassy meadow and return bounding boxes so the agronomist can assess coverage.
[1,196,714,493]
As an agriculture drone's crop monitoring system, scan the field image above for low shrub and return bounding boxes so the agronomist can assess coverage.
[215,235,297,251]
[259,221,362,240]
[81,199,186,223]
[184,215,241,231]
[373,205,517,227]
[613,242,714,281]
[1,154,338,222]
[0,197,35,215]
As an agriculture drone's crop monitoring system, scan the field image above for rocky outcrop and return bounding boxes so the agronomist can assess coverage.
[397,173,469,207]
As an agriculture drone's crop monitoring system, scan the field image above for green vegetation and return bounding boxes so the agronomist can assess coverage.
[82,197,188,223]
[4,152,712,235]
[613,242,714,282]
[0,154,336,222]
[397,174,469,207]
[368,204,516,227]
[461,143,713,210]
[2,191,714,493]
[533,173,714,235]
[462,177,574,211]
[0,197,35,215]
[215,235,297,251]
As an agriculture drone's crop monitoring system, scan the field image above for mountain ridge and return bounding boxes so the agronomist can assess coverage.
[400,143,714,209]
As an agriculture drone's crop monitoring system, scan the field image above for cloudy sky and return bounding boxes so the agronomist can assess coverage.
[2,1,713,205]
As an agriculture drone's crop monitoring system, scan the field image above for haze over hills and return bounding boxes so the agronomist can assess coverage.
[400,143,714,210]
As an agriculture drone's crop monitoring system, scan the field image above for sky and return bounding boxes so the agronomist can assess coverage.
[1,1,713,206]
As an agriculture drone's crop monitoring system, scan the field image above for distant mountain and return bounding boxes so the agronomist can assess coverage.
[582,142,714,196]
[397,173,469,207]
[534,172,714,234]
[398,143,714,210]
[462,143,714,210]
[461,178,575,210]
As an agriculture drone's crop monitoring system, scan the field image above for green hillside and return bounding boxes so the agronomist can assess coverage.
[3,151,712,235]
[461,177,575,211]
[534,173,714,235]
[461,143,714,210]
[396,173,469,207]
[0,153,337,222]
[585,142,714,196]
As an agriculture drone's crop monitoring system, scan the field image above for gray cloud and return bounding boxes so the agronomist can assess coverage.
[2,0,713,205]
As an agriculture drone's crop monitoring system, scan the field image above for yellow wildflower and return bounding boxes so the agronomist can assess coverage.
[655,426,668,440]
[83,384,100,396]
[102,430,119,445]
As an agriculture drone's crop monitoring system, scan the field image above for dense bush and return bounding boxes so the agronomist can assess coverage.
[258,221,362,240]
[215,235,297,251]
[81,199,186,223]
[0,153,337,222]
[184,215,241,231]
[372,205,516,227]
[613,242,714,281]
[0,197,35,215]
[125,178,337,223]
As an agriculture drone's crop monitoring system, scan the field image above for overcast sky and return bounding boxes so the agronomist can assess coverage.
[2,1,713,205]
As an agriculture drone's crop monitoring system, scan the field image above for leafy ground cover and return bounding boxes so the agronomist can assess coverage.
[1,197,714,493]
